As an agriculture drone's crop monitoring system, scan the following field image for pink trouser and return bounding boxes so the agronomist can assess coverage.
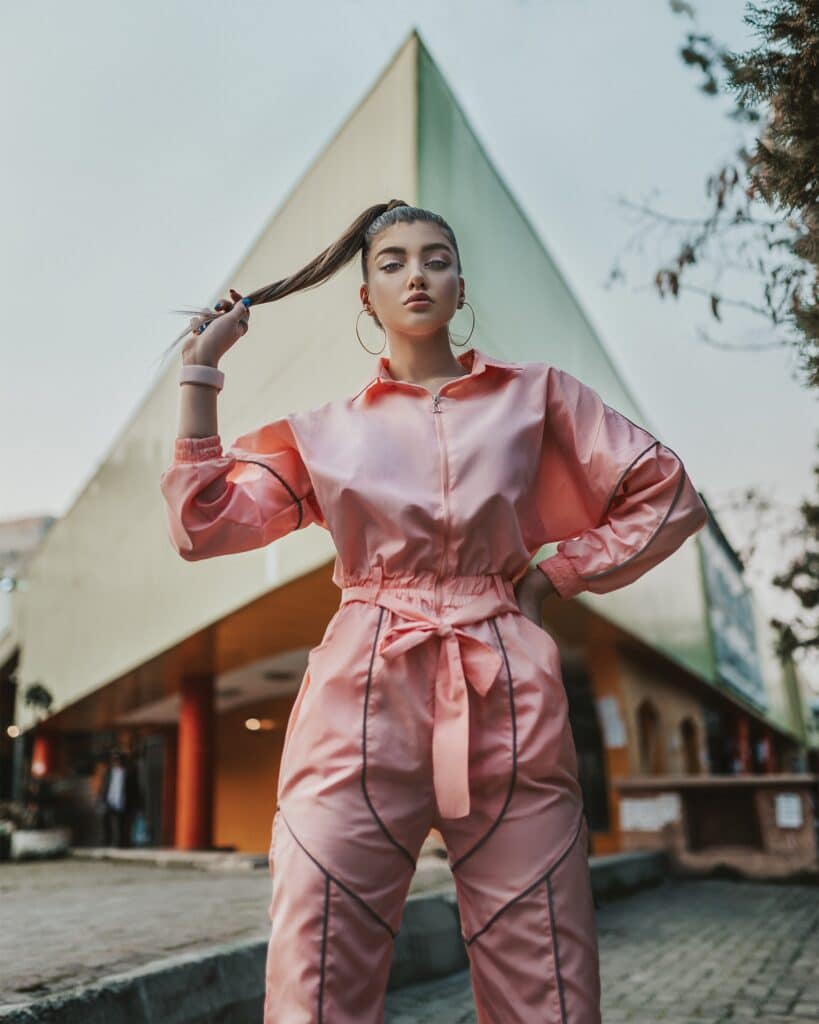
[264,570,601,1023]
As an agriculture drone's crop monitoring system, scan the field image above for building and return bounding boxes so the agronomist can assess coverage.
[5,30,815,855]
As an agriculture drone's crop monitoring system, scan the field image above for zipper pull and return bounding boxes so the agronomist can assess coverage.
[432,393,441,413]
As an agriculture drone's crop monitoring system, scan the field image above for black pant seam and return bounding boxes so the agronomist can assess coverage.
[463,809,585,945]
[318,873,329,1023]
[546,873,569,1024]
[361,604,418,869]
[450,615,517,872]
[278,807,397,938]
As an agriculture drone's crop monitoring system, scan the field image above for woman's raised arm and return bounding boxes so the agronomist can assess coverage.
[160,289,324,561]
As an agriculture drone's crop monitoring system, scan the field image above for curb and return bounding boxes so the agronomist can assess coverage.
[0,851,666,1022]
[67,846,268,872]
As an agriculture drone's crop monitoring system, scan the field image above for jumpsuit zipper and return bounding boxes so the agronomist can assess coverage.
[432,391,449,612]
[391,380,464,612]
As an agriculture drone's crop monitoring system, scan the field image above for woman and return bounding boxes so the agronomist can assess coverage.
[160,200,708,1023]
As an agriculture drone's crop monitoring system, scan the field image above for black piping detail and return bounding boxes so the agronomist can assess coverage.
[318,873,329,1023]
[450,616,517,873]
[231,457,305,529]
[597,440,659,523]
[546,874,569,1024]
[464,810,585,946]
[361,605,417,869]
[581,446,686,582]
[278,807,396,938]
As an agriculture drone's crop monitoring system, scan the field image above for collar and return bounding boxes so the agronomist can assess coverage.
[349,345,522,403]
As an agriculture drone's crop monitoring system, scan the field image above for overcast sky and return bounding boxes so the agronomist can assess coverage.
[2,1,816,684]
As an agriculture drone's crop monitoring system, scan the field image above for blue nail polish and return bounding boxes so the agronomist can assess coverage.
[214,302,222,311]
[242,297,251,307]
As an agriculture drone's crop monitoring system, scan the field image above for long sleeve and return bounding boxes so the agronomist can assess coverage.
[159,415,326,562]
[534,365,708,599]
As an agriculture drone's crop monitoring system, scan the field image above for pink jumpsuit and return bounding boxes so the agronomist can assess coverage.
[160,345,708,1023]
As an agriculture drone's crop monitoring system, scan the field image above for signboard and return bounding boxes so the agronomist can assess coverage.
[698,513,767,709]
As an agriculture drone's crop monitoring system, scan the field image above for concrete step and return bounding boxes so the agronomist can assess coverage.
[0,849,667,1023]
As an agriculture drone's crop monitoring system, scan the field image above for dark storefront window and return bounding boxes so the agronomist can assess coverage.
[561,661,610,833]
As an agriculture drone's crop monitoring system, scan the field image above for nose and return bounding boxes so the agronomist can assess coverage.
[407,262,427,288]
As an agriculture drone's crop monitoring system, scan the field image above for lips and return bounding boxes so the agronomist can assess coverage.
[405,294,433,305]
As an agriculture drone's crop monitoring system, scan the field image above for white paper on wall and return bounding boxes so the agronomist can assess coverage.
[620,793,682,831]
[595,696,626,749]
[774,793,803,829]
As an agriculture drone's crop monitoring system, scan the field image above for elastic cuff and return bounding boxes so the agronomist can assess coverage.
[536,551,587,599]
[174,435,224,462]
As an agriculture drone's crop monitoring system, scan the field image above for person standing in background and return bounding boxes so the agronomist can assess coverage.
[97,747,142,847]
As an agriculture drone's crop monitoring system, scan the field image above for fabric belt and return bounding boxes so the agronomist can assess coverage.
[339,567,521,820]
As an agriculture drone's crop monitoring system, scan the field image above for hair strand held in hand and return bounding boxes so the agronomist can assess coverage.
[161,200,463,361]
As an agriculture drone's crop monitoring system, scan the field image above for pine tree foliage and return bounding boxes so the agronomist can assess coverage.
[723,2,819,661]
[730,1,819,370]
[770,439,819,660]
[612,1,819,665]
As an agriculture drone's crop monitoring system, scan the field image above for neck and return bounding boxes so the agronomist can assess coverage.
[384,331,469,384]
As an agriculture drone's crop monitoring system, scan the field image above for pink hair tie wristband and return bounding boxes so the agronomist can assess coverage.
[179,364,225,392]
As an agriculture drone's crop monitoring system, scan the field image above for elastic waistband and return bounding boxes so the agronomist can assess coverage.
[339,566,518,612]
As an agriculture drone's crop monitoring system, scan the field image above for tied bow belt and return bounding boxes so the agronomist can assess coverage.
[340,569,522,820]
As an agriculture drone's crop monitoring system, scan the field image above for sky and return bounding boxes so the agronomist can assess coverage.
[1,1,816,686]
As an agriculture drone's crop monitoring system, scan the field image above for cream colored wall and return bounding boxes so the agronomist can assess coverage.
[16,34,421,725]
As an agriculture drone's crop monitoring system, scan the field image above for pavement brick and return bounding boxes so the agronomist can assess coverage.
[384,877,819,1023]
[2,858,816,1023]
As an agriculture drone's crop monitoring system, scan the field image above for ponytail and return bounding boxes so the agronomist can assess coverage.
[162,199,462,360]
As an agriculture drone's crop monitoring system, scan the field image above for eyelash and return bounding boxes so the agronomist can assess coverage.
[380,259,449,271]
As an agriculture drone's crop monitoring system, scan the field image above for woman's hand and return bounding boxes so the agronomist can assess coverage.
[181,288,252,367]
[513,566,556,626]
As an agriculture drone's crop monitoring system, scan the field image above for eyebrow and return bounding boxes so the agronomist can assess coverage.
[374,243,454,258]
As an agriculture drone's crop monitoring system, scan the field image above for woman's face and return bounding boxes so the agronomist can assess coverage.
[361,220,463,339]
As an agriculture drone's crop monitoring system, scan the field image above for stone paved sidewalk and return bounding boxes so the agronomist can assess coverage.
[0,849,454,1006]
[4,855,817,1022]
[384,877,819,1023]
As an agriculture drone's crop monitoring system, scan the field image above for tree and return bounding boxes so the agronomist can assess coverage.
[609,0,819,381]
[770,439,819,661]
[608,0,819,666]
[23,683,53,721]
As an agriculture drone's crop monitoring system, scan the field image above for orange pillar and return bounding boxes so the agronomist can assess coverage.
[586,626,625,856]
[175,674,214,850]
[30,732,57,777]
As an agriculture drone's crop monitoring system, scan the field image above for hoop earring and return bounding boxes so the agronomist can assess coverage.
[356,308,386,355]
[448,300,475,348]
